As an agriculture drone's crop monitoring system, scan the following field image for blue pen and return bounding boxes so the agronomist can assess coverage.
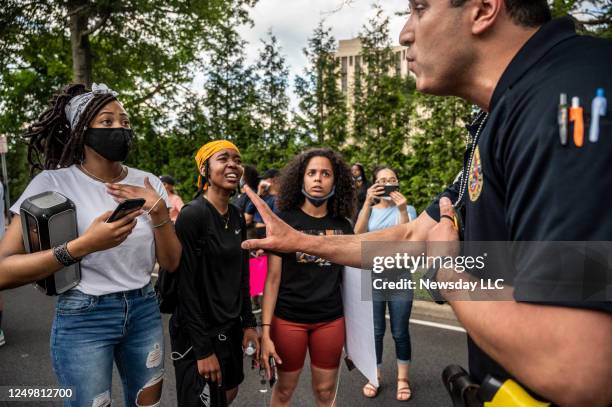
[589,88,607,143]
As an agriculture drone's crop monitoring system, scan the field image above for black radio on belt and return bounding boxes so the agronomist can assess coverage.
[20,191,81,295]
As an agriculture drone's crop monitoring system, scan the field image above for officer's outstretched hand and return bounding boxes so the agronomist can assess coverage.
[427,197,460,258]
[241,185,304,254]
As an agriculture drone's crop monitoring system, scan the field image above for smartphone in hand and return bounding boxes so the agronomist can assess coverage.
[382,185,399,197]
[269,357,278,387]
[106,198,146,223]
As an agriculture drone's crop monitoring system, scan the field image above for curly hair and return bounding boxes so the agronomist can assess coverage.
[278,148,355,219]
[23,83,118,172]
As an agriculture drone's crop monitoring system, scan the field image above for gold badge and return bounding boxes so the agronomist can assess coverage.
[468,146,483,202]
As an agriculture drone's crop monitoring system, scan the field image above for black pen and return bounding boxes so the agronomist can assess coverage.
[558,93,568,146]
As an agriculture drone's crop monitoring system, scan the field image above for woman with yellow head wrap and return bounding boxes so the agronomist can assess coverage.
[194,140,241,191]
[171,140,259,406]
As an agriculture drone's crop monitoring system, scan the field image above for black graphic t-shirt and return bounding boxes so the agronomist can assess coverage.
[274,208,354,323]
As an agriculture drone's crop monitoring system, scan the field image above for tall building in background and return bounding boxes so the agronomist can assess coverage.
[335,38,410,108]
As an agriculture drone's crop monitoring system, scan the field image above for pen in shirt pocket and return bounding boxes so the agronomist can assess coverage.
[589,88,607,143]
[558,93,568,146]
[569,96,584,147]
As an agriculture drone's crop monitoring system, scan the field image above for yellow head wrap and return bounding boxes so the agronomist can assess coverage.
[194,140,240,190]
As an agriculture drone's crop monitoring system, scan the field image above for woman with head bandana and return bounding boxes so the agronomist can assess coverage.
[170,140,259,406]
[0,83,181,406]
[259,148,355,407]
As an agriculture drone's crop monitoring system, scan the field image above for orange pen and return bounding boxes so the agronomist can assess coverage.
[569,96,584,147]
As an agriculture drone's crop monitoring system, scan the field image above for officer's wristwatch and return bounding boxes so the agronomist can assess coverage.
[423,262,448,305]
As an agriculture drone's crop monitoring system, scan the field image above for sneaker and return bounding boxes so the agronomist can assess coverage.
[0,329,5,347]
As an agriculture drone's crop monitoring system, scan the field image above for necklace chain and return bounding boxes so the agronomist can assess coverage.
[202,195,231,229]
[455,111,489,208]
[79,163,126,184]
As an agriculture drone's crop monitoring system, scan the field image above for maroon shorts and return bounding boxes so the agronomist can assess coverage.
[270,316,345,372]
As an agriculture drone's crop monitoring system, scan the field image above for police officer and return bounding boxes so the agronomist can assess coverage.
[241,1,612,406]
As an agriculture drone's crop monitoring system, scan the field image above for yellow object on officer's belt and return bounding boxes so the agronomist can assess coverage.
[482,378,550,407]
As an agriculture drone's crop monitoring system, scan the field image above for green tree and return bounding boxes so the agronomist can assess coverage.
[294,21,348,150]
[349,5,417,181]
[0,0,257,203]
[253,30,295,168]
[550,0,611,37]
[198,11,260,166]
[404,95,473,212]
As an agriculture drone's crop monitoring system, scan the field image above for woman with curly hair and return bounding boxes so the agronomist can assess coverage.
[259,148,355,407]
[0,83,181,406]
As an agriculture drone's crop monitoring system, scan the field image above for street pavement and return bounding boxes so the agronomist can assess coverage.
[0,285,467,406]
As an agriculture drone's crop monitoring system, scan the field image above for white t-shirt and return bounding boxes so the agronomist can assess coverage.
[10,165,170,295]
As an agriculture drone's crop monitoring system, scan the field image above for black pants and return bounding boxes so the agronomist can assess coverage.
[170,316,245,407]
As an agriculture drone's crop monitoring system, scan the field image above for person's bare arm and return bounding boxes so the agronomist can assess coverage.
[106,178,181,272]
[0,211,140,290]
[260,254,283,378]
[353,204,372,234]
[454,301,611,407]
[354,183,384,234]
[150,205,182,272]
[430,198,612,407]
[241,186,436,268]
[261,254,281,329]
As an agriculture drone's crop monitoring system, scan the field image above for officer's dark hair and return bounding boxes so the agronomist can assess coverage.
[23,84,117,172]
[450,0,552,27]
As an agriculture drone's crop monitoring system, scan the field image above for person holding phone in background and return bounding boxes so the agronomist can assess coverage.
[0,83,181,407]
[354,166,416,401]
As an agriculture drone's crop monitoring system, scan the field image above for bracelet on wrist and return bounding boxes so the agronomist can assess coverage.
[152,218,171,229]
[52,242,81,267]
[147,196,164,215]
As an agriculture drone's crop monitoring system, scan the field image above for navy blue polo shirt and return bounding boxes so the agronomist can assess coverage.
[427,17,612,386]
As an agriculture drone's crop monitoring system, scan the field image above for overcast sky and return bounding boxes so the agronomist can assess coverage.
[233,0,410,108]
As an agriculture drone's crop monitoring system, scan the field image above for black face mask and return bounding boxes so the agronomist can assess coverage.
[302,186,335,207]
[352,175,362,182]
[84,128,133,162]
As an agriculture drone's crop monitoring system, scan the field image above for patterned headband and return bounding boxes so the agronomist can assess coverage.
[64,83,118,130]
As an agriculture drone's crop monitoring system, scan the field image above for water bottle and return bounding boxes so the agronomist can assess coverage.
[245,341,256,357]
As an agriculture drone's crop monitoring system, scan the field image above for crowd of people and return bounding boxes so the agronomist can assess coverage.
[0,1,611,407]
[0,81,416,406]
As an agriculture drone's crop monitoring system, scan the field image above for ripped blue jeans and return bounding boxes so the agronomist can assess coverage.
[51,283,164,407]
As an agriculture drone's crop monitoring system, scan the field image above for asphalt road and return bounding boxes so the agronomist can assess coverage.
[0,285,467,406]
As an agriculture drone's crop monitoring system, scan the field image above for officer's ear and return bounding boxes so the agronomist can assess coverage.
[470,0,503,36]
